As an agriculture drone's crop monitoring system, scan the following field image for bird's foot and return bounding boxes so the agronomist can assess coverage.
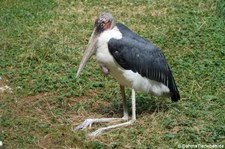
[75,117,122,130]
[122,115,129,121]
[75,118,94,130]
[87,128,105,137]
[75,117,133,137]
[87,120,135,138]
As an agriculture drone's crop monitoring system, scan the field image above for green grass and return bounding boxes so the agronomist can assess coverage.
[0,0,225,148]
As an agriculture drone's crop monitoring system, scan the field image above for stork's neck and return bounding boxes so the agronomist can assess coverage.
[110,20,116,29]
[95,26,122,68]
[97,26,122,45]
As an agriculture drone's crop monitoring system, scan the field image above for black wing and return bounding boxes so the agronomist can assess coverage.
[108,23,180,101]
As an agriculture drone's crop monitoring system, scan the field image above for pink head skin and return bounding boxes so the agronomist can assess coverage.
[76,12,115,77]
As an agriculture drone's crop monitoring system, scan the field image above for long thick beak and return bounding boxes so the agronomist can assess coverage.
[76,27,98,77]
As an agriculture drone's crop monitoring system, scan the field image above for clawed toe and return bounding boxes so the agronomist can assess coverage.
[87,128,105,137]
[75,119,94,130]
[75,117,132,137]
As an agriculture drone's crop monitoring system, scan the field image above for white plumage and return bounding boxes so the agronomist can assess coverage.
[96,26,170,96]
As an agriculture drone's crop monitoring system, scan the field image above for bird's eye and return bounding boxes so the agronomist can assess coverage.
[101,23,105,28]
[101,21,107,27]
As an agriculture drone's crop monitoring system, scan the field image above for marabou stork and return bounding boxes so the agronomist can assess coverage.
[76,12,180,137]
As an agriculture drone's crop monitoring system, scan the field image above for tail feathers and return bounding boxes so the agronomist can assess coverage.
[168,73,180,102]
[171,91,180,102]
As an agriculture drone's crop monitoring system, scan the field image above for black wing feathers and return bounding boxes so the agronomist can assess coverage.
[108,23,180,101]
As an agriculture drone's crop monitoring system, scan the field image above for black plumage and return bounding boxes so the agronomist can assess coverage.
[108,23,180,101]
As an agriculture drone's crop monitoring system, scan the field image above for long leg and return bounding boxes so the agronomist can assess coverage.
[87,89,136,137]
[131,88,136,121]
[120,85,128,120]
[75,85,129,130]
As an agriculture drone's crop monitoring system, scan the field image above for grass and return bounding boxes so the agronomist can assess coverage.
[0,0,224,148]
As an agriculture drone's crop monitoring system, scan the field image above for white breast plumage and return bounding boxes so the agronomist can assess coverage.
[96,26,122,65]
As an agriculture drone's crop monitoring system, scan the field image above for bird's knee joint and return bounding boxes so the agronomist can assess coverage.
[130,119,136,124]
[122,116,129,121]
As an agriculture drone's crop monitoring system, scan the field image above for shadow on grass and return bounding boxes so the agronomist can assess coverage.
[94,95,174,118]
